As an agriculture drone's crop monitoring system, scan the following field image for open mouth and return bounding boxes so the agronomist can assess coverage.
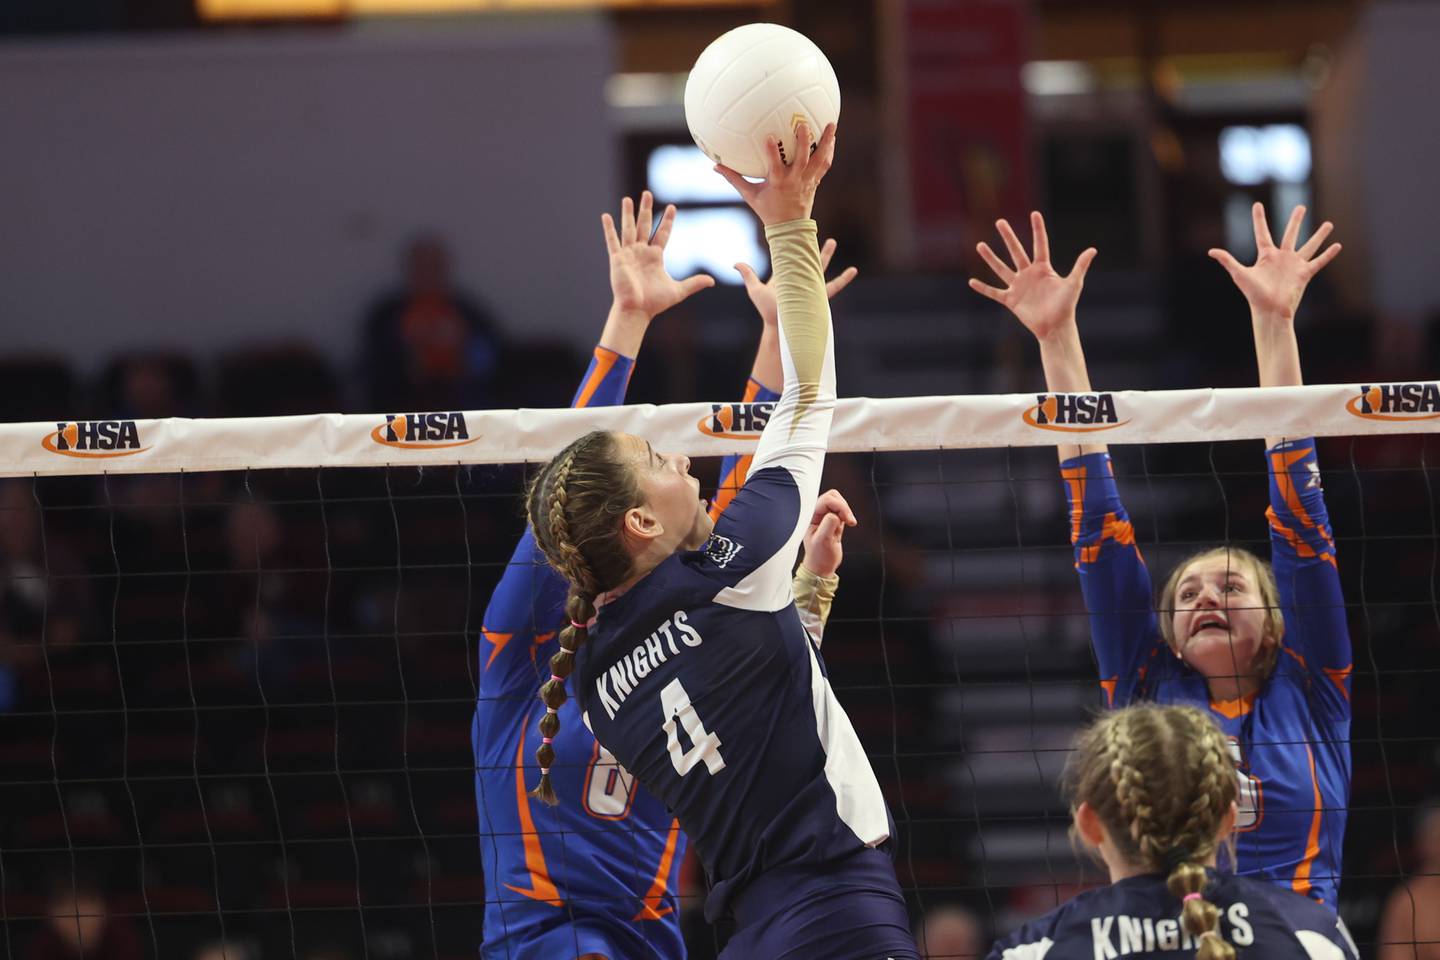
[1190,613,1230,637]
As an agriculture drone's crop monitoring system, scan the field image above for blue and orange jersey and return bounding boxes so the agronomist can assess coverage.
[988,869,1359,959]
[1060,440,1351,907]
[474,345,769,959]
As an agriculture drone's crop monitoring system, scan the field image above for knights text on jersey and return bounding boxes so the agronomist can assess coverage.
[987,871,1359,960]
[576,465,894,923]
[1059,440,1351,906]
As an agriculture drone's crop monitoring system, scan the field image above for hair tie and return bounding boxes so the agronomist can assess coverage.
[550,674,564,684]
[546,706,557,715]
[539,767,550,776]
[542,737,553,745]
[1182,893,1203,903]
[570,619,587,630]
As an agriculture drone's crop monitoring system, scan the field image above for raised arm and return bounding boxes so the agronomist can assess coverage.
[480,193,712,698]
[971,214,1157,704]
[792,487,856,647]
[1213,204,1350,703]
[969,211,1100,462]
[692,122,838,609]
[712,238,857,519]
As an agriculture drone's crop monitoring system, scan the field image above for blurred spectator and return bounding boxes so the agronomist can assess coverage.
[192,941,254,960]
[362,233,504,413]
[1378,801,1440,960]
[917,903,984,960]
[21,874,142,960]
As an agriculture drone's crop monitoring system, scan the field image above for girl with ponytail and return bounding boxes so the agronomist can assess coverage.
[987,704,1358,959]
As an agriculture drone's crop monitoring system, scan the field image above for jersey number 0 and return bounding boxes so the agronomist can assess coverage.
[661,678,726,776]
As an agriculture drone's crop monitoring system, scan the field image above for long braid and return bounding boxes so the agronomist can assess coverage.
[1070,706,1239,960]
[524,431,641,807]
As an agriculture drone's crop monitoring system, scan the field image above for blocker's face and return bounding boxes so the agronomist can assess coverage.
[617,433,713,552]
[1170,555,1272,683]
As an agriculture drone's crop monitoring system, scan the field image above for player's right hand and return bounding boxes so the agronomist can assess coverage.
[714,120,836,227]
[603,190,714,322]
[969,211,1097,344]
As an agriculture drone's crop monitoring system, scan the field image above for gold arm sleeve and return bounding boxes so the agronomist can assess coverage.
[792,565,839,646]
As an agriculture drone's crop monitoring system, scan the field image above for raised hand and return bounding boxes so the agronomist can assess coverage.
[603,190,714,323]
[969,212,1097,343]
[801,488,857,579]
[1209,203,1341,323]
[735,237,858,328]
[714,120,837,226]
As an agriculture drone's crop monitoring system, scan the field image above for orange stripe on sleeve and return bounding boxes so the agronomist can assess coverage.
[632,818,682,921]
[1060,465,1088,545]
[1099,677,1118,708]
[502,715,563,907]
[1290,744,1324,899]
[574,347,620,409]
[1324,664,1353,702]
[1270,447,1335,552]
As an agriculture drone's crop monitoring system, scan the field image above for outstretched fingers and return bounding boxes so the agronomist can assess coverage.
[652,203,679,248]
[976,241,1016,283]
[825,266,859,299]
[636,190,655,244]
[1280,204,1306,251]
[968,277,1009,306]
[1031,211,1051,264]
[996,219,1031,270]
[1298,221,1334,260]
[1251,201,1275,250]
[715,162,758,202]
[599,212,620,255]
[806,121,837,180]
[1307,242,1343,275]
[1068,247,1099,282]
[676,273,717,298]
[1207,247,1246,279]
[819,237,838,272]
[620,195,637,245]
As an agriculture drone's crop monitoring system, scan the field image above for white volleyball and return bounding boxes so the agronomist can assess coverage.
[683,23,841,179]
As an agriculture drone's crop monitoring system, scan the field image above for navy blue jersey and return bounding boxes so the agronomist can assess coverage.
[989,871,1359,960]
[575,219,894,924]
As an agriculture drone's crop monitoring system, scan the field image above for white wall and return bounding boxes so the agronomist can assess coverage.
[0,17,616,373]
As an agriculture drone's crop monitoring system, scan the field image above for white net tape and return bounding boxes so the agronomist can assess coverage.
[3,381,1438,476]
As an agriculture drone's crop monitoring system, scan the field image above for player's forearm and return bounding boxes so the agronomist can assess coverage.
[1037,321,1106,460]
[767,218,832,401]
[792,565,839,644]
[596,302,652,360]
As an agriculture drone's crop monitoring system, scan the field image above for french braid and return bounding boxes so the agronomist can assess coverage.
[524,430,643,806]
[1067,705,1240,960]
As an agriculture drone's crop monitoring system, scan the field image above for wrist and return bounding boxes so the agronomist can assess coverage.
[1033,317,1081,348]
[1250,306,1296,329]
[608,303,654,328]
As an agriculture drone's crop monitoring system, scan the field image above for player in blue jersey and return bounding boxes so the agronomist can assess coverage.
[969,205,1350,907]
[524,122,921,960]
[988,703,1360,960]
[474,187,859,959]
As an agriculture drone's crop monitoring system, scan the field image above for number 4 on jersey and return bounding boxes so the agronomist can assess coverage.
[661,678,726,776]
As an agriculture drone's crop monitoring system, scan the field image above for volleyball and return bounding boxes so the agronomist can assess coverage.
[683,23,841,179]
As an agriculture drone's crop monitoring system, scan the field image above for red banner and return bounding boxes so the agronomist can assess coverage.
[903,0,1032,269]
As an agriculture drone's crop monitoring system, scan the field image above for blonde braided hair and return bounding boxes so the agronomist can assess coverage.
[525,430,643,805]
[1067,704,1240,960]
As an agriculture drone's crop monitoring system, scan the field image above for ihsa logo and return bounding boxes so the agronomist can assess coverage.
[696,402,775,440]
[1346,383,1440,421]
[370,412,479,449]
[1022,394,1128,433]
[42,421,147,458]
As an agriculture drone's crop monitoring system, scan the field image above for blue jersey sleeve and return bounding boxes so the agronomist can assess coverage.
[479,346,635,701]
[709,377,780,522]
[1265,438,1352,718]
[684,219,834,613]
[1060,452,1163,707]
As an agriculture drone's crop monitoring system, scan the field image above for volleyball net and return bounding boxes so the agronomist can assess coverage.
[1,381,1438,959]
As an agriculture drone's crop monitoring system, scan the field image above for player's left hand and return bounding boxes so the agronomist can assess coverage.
[1209,203,1341,323]
[735,237,859,329]
[603,190,715,321]
[802,488,857,579]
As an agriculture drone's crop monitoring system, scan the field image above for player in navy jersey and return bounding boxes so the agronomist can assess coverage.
[524,122,921,960]
[988,704,1358,960]
[969,205,1349,907]
[474,187,859,959]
